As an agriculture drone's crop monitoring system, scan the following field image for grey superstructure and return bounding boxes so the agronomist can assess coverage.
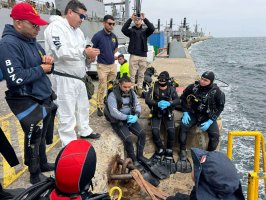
[0,0,128,44]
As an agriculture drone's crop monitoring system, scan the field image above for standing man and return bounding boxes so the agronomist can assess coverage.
[145,71,179,174]
[118,54,130,78]
[122,13,155,96]
[177,71,225,172]
[0,3,56,184]
[44,0,101,146]
[91,15,118,117]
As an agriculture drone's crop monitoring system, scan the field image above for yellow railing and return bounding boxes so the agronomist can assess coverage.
[227,131,266,200]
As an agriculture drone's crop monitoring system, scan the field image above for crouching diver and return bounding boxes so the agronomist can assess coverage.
[145,71,179,175]
[177,71,225,173]
[15,140,128,200]
[167,148,245,200]
[104,76,159,186]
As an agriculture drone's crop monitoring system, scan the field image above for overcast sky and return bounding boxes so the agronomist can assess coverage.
[105,0,266,37]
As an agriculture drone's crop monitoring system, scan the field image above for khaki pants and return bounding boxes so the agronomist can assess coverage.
[129,55,147,88]
[97,63,117,108]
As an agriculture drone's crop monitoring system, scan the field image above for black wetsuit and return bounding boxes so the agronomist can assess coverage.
[145,82,179,150]
[106,87,145,162]
[179,82,225,151]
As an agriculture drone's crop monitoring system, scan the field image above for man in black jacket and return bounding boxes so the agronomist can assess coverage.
[177,71,225,172]
[122,13,155,96]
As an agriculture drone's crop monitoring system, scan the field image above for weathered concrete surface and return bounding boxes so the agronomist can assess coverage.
[4,38,222,199]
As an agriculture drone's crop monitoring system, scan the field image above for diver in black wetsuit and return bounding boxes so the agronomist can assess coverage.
[176,71,225,173]
[145,71,179,174]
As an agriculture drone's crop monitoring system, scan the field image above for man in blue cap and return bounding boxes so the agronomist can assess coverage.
[167,148,245,200]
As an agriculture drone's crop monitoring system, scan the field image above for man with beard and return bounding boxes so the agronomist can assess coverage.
[176,71,225,172]
[91,15,118,117]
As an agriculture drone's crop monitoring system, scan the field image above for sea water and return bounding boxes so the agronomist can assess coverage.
[190,37,266,199]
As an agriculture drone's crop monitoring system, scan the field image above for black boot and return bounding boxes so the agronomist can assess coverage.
[176,149,192,173]
[39,137,55,172]
[29,144,47,184]
[161,149,177,174]
[40,163,55,172]
[30,173,47,185]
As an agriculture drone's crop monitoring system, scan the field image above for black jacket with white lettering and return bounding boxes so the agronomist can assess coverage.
[0,24,52,100]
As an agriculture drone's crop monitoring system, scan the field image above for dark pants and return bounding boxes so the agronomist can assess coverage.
[151,114,175,150]
[6,95,56,175]
[179,113,219,151]
[111,121,146,162]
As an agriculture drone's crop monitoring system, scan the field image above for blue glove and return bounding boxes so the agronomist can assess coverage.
[158,101,165,109]
[158,100,170,110]
[127,115,138,124]
[182,112,191,125]
[200,119,214,132]
[162,100,170,108]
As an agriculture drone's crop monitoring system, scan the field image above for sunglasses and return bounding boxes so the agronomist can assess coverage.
[22,20,39,29]
[72,10,87,21]
[158,79,168,82]
[107,22,115,26]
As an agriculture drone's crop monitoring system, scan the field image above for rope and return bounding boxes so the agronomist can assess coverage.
[130,169,169,200]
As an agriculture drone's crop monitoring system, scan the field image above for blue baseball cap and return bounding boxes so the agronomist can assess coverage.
[191,148,245,200]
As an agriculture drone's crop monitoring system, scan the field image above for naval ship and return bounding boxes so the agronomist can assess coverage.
[0,0,129,44]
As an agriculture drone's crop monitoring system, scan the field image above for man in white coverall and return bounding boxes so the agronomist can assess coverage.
[44,0,100,146]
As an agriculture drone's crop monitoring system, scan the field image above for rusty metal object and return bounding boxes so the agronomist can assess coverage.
[108,156,136,181]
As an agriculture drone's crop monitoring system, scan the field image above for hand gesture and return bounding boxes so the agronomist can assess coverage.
[141,13,145,20]
[41,64,53,73]
[131,13,136,20]
[85,47,100,60]
[42,55,54,65]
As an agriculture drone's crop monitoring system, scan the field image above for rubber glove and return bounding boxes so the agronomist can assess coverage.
[127,115,138,123]
[158,101,165,109]
[127,115,134,123]
[182,112,191,125]
[200,119,214,132]
[161,100,170,108]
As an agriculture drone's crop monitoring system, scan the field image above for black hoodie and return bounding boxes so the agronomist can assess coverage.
[0,24,52,100]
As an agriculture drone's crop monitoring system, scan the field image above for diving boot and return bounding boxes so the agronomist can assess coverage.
[161,149,177,174]
[30,173,48,184]
[40,162,55,172]
[138,155,170,180]
[176,149,192,173]
[133,161,160,187]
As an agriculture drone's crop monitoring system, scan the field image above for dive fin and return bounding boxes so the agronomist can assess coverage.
[176,150,192,173]
[161,156,177,174]
[138,156,170,180]
[133,161,160,187]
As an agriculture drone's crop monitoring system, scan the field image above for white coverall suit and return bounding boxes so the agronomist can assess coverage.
[44,16,93,146]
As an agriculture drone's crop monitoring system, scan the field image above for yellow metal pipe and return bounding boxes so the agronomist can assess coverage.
[248,172,257,200]
[227,132,233,159]
[260,135,266,195]
[254,135,261,173]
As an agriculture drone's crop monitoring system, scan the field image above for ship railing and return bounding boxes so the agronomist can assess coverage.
[227,131,266,200]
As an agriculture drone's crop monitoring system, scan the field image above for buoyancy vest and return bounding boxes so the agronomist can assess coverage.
[190,82,219,117]
[104,87,136,123]
[151,82,176,117]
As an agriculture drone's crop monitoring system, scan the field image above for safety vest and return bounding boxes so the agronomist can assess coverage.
[119,61,130,78]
